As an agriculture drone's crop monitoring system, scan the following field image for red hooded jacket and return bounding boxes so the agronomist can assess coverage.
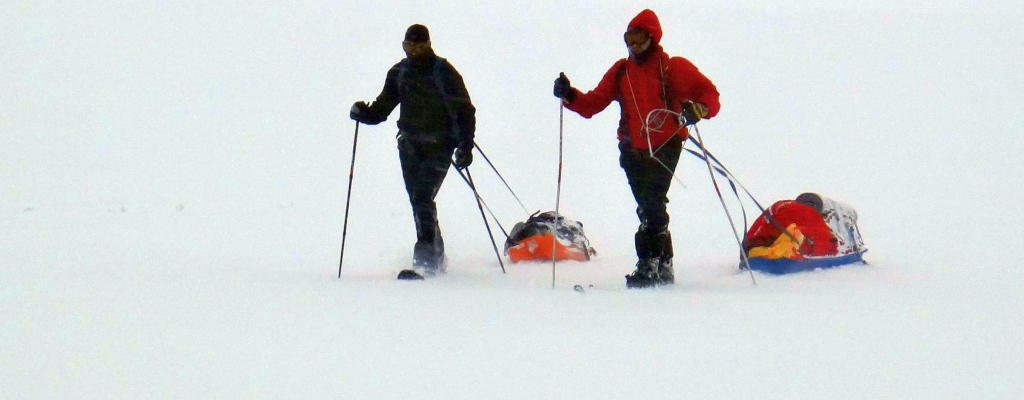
[744,200,839,257]
[565,9,721,149]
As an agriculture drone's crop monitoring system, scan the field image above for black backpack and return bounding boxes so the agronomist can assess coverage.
[504,211,596,260]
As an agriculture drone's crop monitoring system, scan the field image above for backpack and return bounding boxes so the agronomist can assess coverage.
[504,211,596,263]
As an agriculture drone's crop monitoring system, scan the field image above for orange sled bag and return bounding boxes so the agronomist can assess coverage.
[504,211,596,263]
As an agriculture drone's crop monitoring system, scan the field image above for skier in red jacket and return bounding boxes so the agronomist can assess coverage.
[554,9,721,288]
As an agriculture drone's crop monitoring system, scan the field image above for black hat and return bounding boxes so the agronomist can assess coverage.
[795,192,824,213]
[405,24,430,42]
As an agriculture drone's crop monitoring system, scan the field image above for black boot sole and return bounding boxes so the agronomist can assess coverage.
[625,275,658,289]
[397,269,426,280]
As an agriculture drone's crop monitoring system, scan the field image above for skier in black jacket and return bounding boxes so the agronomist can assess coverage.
[350,24,476,280]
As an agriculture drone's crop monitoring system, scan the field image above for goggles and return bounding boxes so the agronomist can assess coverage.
[623,29,650,46]
[402,40,430,52]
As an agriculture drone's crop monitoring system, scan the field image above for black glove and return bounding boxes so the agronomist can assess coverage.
[678,100,708,126]
[453,146,473,170]
[553,72,577,102]
[350,101,373,123]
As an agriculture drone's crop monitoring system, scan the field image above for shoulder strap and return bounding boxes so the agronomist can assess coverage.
[395,59,411,97]
[614,55,669,108]
[430,57,461,140]
[431,57,447,98]
[615,59,628,96]
[659,55,670,109]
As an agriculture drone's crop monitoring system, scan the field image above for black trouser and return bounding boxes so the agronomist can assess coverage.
[619,135,683,260]
[398,131,455,265]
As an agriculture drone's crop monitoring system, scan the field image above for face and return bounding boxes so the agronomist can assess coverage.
[402,40,431,60]
[624,28,652,56]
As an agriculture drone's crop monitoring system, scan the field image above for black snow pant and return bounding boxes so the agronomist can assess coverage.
[398,131,455,267]
[619,135,684,261]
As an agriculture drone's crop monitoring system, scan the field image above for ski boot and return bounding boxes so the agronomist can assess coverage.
[396,269,426,280]
[397,254,447,280]
[399,215,446,280]
[627,229,675,288]
[625,258,661,289]
[658,257,674,285]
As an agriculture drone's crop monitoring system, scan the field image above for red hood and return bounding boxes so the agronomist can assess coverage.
[627,9,662,45]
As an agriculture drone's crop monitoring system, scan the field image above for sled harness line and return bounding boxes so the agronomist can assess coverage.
[474,142,530,215]
[432,56,523,267]
[641,107,805,255]
[693,126,757,285]
[458,166,506,274]
[454,166,510,239]
[681,131,807,254]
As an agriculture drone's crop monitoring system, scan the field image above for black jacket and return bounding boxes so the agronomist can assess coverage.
[363,53,475,149]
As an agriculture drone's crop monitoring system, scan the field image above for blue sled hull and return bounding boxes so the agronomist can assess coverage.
[746,251,867,275]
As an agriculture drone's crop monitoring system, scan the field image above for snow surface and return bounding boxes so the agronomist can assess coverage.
[3,1,1023,398]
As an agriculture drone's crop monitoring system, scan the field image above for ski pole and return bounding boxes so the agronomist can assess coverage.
[338,121,360,278]
[552,103,565,289]
[464,167,506,274]
[693,126,756,285]
[474,143,530,214]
